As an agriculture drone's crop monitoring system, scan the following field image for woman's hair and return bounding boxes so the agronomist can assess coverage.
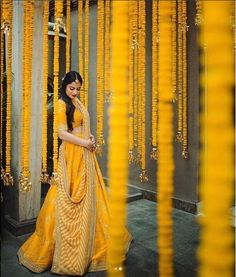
[60,71,83,131]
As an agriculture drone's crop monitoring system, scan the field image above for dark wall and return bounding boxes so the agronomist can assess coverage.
[70,1,199,205]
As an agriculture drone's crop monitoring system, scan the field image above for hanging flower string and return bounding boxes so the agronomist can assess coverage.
[1,0,8,178]
[132,1,139,162]
[84,0,89,108]
[182,0,189,159]
[176,0,183,142]
[137,0,142,166]
[0,0,9,181]
[1,0,10,35]
[78,0,84,104]
[41,0,49,184]
[19,0,34,192]
[0,0,6,177]
[19,1,28,191]
[151,0,158,161]
[198,2,234,276]
[0,29,3,178]
[51,0,63,186]
[157,1,174,276]
[139,0,148,183]
[195,0,202,26]
[0,0,13,186]
[128,1,135,164]
[104,0,111,102]
[107,2,129,276]
[96,0,105,156]
[66,0,71,73]
[172,0,177,101]
[3,0,13,186]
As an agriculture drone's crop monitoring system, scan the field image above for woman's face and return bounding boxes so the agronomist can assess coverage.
[65,81,82,100]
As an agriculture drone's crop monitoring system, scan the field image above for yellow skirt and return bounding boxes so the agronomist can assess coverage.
[17,140,132,275]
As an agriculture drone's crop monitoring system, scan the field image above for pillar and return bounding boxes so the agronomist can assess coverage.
[5,0,44,236]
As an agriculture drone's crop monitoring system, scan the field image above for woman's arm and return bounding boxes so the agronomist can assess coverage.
[57,100,95,151]
[59,130,95,151]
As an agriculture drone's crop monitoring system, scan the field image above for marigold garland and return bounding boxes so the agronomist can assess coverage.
[1,0,10,34]
[51,0,63,186]
[233,3,236,52]
[84,0,89,108]
[0,0,13,186]
[139,0,148,183]
[104,0,111,103]
[78,0,84,104]
[172,0,177,101]
[198,2,234,276]
[132,1,139,161]
[19,0,34,192]
[66,0,71,73]
[96,0,105,156]
[137,0,142,165]
[151,0,158,161]
[157,1,174,276]
[195,0,202,26]
[41,0,50,184]
[107,2,129,276]
[176,0,183,143]
[181,0,188,159]
[0,26,4,173]
[133,42,138,151]
[128,1,135,164]
[20,1,28,189]
[0,30,3,176]
[4,0,13,186]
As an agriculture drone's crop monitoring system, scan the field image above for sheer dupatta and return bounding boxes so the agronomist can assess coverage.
[52,98,96,275]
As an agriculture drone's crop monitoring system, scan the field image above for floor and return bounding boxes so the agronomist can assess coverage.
[1,196,199,277]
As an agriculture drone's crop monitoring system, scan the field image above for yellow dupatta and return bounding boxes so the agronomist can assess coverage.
[52,98,96,275]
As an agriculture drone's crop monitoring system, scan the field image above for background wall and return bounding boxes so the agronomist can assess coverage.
[69,1,199,210]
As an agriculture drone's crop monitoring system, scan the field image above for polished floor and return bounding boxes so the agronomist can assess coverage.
[1,195,199,277]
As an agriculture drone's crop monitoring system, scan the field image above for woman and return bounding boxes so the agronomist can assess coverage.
[17,71,132,275]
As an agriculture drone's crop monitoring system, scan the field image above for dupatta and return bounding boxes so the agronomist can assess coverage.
[52,98,96,275]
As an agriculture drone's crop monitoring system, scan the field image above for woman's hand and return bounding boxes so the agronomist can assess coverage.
[84,138,96,152]
[90,134,95,143]
[89,134,96,152]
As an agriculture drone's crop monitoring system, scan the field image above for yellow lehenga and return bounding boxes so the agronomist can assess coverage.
[17,98,132,275]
